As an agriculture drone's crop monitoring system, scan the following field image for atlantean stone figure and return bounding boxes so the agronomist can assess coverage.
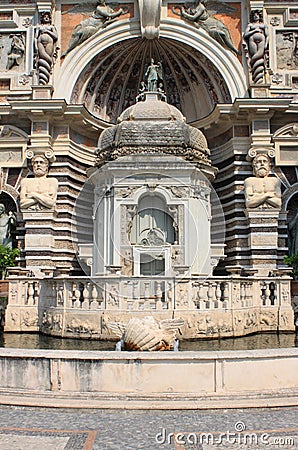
[172,0,239,55]
[0,203,16,248]
[20,155,58,210]
[243,10,269,84]
[34,11,58,85]
[244,154,281,209]
[62,1,127,57]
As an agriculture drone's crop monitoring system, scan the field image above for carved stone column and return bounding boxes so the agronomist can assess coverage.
[244,153,282,275]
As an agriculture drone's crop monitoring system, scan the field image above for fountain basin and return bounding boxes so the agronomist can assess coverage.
[0,346,297,409]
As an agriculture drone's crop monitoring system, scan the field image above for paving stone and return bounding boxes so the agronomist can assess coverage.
[0,406,297,449]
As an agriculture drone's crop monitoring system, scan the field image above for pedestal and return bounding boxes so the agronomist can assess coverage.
[22,210,57,276]
[246,209,280,276]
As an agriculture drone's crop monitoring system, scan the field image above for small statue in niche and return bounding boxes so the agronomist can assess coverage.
[34,11,59,85]
[20,155,58,211]
[244,154,281,210]
[145,59,163,91]
[0,203,16,248]
[62,1,128,58]
[6,34,25,70]
[172,1,239,55]
[243,9,269,84]
[157,83,167,101]
[136,81,147,101]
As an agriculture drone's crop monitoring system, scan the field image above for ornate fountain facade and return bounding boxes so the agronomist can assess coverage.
[0,0,296,340]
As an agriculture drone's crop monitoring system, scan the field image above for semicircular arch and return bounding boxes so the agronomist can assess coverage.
[54,20,247,122]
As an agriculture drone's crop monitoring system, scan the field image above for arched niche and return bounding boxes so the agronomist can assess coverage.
[130,193,176,245]
[285,190,298,256]
[55,21,247,123]
[0,191,17,248]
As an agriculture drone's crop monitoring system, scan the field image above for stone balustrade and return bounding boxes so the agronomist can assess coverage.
[4,274,294,337]
[25,275,291,311]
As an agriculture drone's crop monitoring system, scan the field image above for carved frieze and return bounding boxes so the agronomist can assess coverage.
[42,310,62,332]
[114,186,140,198]
[276,31,298,70]
[0,33,25,72]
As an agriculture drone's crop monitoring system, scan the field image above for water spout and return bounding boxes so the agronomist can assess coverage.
[115,339,123,351]
[173,338,179,352]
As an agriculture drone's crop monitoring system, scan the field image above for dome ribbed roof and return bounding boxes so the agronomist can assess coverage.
[96,93,210,165]
[119,94,184,121]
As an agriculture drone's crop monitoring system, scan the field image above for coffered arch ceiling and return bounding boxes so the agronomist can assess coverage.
[70,37,232,124]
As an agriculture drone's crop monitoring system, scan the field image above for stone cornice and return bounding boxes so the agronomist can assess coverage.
[0,100,110,137]
[193,98,296,138]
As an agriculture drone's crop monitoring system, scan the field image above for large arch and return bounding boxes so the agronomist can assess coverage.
[54,20,248,122]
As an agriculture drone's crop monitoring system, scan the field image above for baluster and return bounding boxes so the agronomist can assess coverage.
[131,281,138,309]
[166,281,173,309]
[99,286,105,309]
[90,283,98,309]
[192,282,199,308]
[198,282,205,309]
[207,282,214,309]
[156,281,163,310]
[33,281,39,306]
[269,281,276,306]
[81,282,90,309]
[261,281,270,306]
[65,281,73,308]
[144,281,150,299]
[265,282,271,306]
[57,284,64,306]
[144,281,151,309]
[27,280,34,305]
[245,282,252,307]
[240,282,245,307]
[215,282,221,308]
[249,282,253,306]
[223,282,229,308]
[73,283,81,308]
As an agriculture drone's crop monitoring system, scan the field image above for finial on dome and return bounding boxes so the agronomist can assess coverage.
[136,59,167,102]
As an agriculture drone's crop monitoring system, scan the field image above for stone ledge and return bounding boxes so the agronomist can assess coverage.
[0,347,298,360]
[0,389,297,410]
[0,348,297,409]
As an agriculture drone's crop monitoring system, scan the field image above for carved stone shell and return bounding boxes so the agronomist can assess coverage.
[123,317,169,351]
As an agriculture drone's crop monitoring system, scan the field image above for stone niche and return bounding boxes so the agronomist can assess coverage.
[87,154,221,279]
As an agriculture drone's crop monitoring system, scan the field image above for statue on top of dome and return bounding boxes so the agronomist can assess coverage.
[145,59,163,91]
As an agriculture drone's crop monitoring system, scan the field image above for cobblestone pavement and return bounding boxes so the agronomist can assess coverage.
[0,405,297,449]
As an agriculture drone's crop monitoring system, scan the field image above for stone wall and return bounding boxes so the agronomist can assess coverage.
[0,347,297,409]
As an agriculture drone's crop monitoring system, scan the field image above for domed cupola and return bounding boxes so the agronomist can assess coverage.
[96,92,211,166]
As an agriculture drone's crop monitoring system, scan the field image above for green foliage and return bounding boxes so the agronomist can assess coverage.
[284,251,298,279]
[0,244,20,279]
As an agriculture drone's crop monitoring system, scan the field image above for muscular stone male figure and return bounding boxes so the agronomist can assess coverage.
[244,154,281,209]
[20,155,58,210]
